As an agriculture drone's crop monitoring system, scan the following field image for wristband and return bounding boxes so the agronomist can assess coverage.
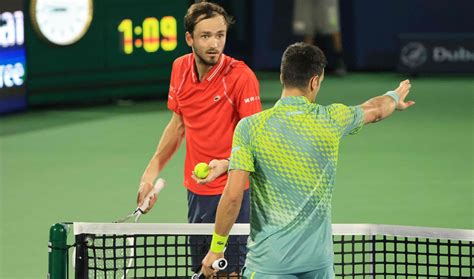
[210,232,228,253]
[384,91,400,104]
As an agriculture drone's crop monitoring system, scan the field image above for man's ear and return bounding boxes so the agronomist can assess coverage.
[185,31,193,47]
[315,75,322,87]
[280,73,283,85]
[310,75,320,91]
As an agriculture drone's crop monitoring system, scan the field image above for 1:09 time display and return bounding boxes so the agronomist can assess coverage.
[118,16,177,55]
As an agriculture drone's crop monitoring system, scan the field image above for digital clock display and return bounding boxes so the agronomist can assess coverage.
[0,0,27,114]
[105,3,187,68]
[118,16,177,54]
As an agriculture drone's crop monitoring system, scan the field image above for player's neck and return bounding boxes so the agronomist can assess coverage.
[281,88,316,103]
[194,62,213,81]
[193,53,222,82]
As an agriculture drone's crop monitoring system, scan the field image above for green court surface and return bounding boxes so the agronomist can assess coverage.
[0,73,473,278]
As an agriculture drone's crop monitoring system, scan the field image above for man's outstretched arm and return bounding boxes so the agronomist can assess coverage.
[361,79,415,124]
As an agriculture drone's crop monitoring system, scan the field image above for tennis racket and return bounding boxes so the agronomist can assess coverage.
[191,258,228,279]
[115,178,166,223]
[74,178,166,279]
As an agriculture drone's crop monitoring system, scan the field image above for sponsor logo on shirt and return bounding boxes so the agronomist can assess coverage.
[286,111,304,116]
[244,95,260,104]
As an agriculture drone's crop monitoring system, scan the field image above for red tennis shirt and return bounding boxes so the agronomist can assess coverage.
[167,53,262,195]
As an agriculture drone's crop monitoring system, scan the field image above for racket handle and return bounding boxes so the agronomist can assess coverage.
[191,258,228,279]
[138,178,166,212]
[212,258,228,270]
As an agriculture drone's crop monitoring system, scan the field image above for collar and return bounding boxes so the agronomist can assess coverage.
[190,53,225,83]
[275,96,313,107]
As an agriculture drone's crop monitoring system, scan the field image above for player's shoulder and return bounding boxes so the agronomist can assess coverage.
[237,110,259,127]
[306,103,349,120]
[324,103,351,114]
[240,107,274,127]
[172,53,193,71]
[323,103,360,124]
[223,55,257,79]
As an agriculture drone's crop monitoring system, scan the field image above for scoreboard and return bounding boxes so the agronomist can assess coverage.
[105,3,184,68]
[0,0,27,114]
[117,16,177,55]
[25,0,189,106]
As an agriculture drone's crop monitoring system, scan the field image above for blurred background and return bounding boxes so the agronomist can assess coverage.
[0,0,473,278]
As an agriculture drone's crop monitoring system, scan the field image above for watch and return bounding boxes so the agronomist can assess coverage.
[30,0,93,46]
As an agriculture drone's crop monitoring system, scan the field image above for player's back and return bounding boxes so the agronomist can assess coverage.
[245,96,340,231]
[232,95,364,273]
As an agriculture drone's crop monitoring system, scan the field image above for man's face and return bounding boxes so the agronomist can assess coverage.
[186,15,227,66]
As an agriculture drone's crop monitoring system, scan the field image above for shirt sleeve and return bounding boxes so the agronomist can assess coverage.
[229,118,255,172]
[167,59,181,115]
[234,68,262,118]
[327,103,364,137]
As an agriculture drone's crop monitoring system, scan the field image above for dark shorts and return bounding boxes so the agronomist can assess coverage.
[187,189,250,274]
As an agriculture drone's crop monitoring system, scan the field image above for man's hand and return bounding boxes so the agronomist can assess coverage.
[201,251,224,278]
[394,79,415,110]
[136,181,157,213]
[192,159,229,184]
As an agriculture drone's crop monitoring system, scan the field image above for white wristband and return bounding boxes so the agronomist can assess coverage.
[384,91,400,104]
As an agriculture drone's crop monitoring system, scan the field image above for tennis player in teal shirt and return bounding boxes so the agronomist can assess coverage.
[201,42,415,278]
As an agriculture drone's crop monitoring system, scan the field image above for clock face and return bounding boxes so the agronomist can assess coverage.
[31,0,93,46]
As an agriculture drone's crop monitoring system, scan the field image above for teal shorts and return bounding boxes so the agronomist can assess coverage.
[242,265,335,279]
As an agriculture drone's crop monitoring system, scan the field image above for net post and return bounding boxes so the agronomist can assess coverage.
[48,223,69,279]
[74,234,89,279]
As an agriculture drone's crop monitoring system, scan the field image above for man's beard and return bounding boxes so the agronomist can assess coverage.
[195,50,221,66]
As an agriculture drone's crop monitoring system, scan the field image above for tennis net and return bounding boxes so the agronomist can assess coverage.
[48,223,473,278]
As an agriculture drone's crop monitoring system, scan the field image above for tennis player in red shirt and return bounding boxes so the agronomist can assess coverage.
[136,2,262,276]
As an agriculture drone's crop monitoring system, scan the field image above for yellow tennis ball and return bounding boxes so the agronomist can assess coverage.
[194,162,209,179]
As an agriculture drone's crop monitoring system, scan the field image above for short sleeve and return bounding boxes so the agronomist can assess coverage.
[229,118,255,172]
[327,104,364,137]
[234,68,262,118]
[167,59,181,115]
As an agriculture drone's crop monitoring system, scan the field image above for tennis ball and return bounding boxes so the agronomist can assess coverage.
[194,162,209,179]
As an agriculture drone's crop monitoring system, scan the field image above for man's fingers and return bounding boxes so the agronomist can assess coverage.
[145,194,157,213]
[398,85,411,99]
[137,182,153,207]
[191,172,208,184]
[197,175,214,185]
[394,79,413,110]
[137,191,145,207]
[397,101,415,111]
[202,267,210,277]
[201,266,218,278]
[201,265,210,277]
[192,169,221,185]
[136,188,143,205]
[191,172,206,183]
[397,80,411,93]
[399,79,409,87]
[208,159,220,168]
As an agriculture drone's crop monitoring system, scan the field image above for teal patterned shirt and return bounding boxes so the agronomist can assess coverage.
[229,96,364,274]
